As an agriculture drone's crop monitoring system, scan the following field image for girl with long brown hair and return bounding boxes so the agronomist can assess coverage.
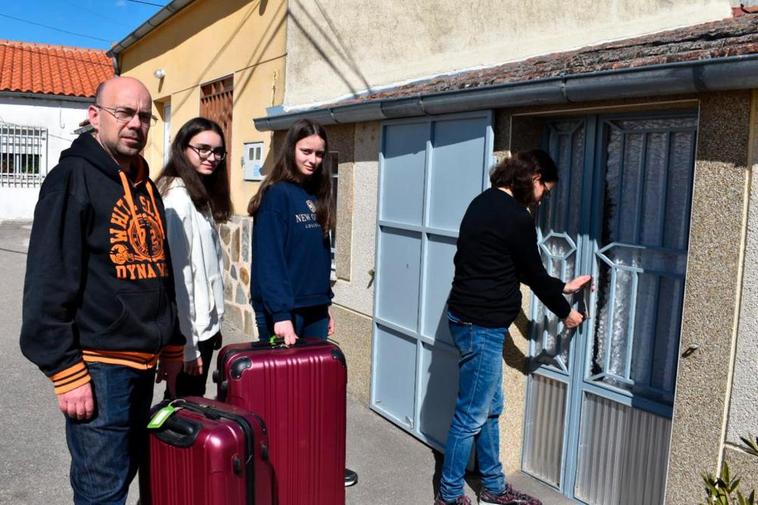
[248,118,335,345]
[248,119,358,486]
[156,116,231,397]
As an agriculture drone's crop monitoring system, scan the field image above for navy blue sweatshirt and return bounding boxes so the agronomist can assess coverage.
[20,133,184,395]
[448,188,570,328]
[251,181,332,322]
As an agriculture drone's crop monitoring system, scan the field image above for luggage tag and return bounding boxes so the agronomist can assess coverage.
[147,399,185,429]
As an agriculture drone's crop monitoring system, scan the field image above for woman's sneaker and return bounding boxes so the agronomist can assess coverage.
[479,485,542,505]
[434,495,472,505]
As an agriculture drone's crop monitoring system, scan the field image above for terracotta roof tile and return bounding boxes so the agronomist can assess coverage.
[0,40,113,98]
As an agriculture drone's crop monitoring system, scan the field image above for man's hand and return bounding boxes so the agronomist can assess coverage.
[563,275,592,294]
[274,320,298,346]
[57,382,95,421]
[184,357,203,376]
[563,309,586,329]
[156,360,183,398]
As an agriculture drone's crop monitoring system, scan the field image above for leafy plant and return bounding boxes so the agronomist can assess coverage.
[701,434,758,505]
[740,435,758,458]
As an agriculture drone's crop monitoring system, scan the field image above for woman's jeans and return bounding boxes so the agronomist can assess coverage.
[253,304,330,341]
[438,311,507,501]
[65,362,155,505]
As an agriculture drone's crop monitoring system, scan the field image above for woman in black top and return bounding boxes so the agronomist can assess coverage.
[436,150,590,505]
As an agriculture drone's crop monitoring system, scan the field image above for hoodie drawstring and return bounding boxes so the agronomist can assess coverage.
[118,170,139,226]
[118,169,165,244]
[146,182,165,239]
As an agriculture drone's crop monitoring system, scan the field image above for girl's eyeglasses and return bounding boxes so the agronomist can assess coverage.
[188,144,227,160]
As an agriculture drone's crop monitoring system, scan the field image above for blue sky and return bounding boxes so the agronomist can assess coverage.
[0,0,170,50]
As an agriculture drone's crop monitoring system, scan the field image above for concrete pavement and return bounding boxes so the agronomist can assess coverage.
[0,219,571,505]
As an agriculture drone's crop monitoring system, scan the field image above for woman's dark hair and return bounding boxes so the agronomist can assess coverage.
[156,117,232,222]
[247,118,334,237]
[489,149,559,206]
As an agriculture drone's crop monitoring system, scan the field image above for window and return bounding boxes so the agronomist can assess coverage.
[0,123,47,187]
[200,76,233,158]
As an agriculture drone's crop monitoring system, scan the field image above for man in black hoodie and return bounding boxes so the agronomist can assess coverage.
[20,76,184,505]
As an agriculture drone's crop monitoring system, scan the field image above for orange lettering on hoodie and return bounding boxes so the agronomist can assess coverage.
[109,171,170,281]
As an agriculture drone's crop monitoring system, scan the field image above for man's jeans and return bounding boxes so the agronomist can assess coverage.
[65,362,155,505]
[438,311,507,501]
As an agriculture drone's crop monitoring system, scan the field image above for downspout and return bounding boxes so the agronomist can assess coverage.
[111,53,120,77]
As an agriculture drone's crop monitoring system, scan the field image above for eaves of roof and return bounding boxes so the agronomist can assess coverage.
[255,15,758,131]
[107,0,195,61]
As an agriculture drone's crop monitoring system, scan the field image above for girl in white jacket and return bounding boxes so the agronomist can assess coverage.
[156,117,231,397]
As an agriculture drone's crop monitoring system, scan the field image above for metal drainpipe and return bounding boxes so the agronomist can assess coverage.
[110,53,120,77]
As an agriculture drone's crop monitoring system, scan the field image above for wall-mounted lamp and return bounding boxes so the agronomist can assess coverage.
[153,68,166,79]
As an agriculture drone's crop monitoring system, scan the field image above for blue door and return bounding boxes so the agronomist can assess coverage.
[371,112,493,449]
[522,112,698,504]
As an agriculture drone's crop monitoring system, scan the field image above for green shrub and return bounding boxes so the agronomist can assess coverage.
[701,435,758,505]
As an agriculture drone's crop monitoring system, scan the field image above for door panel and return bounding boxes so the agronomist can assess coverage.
[418,342,460,447]
[522,373,568,487]
[375,228,422,332]
[372,325,418,429]
[372,112,493,448]
[379,123,429,226]
[574,393,670,505]
[421,235,458,344]
[427,118,490,231]
[523,112,697,504]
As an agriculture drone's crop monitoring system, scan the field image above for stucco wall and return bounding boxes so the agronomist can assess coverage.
[724,89,758,495]
[0,96,91,219]
[283,0,731,107]
[0,96,90,173]
[331,122,379,317]
[330,122,379,401]
[117,0,287,215]
[666,91,752,504]
[730,90,758,445]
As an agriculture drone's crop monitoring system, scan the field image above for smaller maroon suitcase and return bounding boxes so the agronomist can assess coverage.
[143,396,273,505]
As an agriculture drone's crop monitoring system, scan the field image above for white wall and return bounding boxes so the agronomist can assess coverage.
[0,95,91,219]
[284,0,732,107]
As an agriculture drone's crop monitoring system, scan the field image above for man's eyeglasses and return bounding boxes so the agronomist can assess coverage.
[95,105,157,126]
[188,144,227,161]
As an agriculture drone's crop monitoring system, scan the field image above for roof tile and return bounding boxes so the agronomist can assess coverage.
[0,40,113,97]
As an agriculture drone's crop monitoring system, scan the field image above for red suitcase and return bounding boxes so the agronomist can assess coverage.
[214,338,347,505]
[144,397,273,505]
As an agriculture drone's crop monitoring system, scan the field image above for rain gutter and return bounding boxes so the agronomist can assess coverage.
[106,0,195,73]
[253,53,758,131]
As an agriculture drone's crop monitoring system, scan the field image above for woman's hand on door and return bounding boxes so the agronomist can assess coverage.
[563,309,586,329]
[563,275,592,294]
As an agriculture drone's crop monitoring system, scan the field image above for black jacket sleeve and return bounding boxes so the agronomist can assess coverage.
[510,211,571,319]
[19,168,91,393]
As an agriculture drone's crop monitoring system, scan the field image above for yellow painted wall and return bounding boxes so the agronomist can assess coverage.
[116,0,287,214]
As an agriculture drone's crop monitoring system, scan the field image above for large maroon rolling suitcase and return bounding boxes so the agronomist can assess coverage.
[143,397,273,505]
[214,338,347,505]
